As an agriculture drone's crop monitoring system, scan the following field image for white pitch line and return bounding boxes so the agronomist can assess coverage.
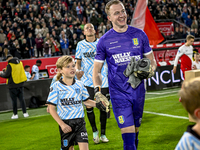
[144,111,188,120]
[0,114,50,123]
[145,94,177,100]
[0,111,188,123]
[146,90,179,95]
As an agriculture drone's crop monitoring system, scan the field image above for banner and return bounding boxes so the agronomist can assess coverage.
[146,65,184,90]
[156,22,174,36]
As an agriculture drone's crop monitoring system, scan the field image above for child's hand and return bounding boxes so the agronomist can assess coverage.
[61,123,72,133]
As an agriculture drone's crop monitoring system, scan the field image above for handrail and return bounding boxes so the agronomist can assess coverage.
[155,19,190,29]
[162,38,200,44]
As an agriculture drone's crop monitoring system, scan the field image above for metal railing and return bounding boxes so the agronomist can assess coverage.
[162,38,200,44]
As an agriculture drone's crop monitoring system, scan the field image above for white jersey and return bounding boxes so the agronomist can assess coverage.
[175,125,200,150]
[25,71,31,81]
[192,61,200,69]
[75,39,108,88]
[32,65,40,80]
[158,61,167,66]
[174,44,193,67]
[50,75,57,86]
[47,79,89,120]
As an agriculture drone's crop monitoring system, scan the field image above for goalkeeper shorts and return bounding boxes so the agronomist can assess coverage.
[110,83,145,129]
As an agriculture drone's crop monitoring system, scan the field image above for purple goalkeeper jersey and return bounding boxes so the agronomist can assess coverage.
[95,26,152,104]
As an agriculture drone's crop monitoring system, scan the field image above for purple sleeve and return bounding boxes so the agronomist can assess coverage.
[95,38,106,61]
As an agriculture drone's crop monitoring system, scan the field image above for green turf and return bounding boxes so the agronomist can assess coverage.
[0,87,195,150]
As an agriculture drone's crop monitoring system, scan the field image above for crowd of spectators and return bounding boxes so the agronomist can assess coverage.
[0,0,200,61]
[0,0,114,60]
[149,0,200,40]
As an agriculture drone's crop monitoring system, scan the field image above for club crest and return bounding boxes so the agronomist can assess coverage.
[75,88,80,94]
[63,139,68,147]
[133,38,139,46]
[118,115,125,124]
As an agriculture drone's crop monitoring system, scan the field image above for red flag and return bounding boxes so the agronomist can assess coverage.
[144,8,164,45]
[131,0,164,45]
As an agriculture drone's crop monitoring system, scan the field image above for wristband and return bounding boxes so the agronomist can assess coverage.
[94,85,101,94]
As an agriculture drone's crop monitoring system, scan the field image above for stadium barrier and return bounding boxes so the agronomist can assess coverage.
[0,78,51,111]
[0,56,75,84]
[146,64,183,91]
[1,42,200,111]
[0,64,183,111]
[151,42,200,67]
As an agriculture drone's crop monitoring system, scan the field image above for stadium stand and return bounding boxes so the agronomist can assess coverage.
[0,0,200,61]
[0,0,200,79]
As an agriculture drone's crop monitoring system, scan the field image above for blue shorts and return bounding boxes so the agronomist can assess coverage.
[110,83,145,129]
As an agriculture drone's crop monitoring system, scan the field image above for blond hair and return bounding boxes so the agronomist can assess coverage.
[55,55,74,81]
[105,0,123,15]
[36,24,40,29]
[186,34,195,41]
[179,77,200,119]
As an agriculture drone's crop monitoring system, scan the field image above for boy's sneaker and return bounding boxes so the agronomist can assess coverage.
[23,113,29,118]
[100,135,109,143]
[93,131,100,144]
[11,114,18,119]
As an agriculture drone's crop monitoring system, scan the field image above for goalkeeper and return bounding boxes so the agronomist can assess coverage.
[93,1,157,149]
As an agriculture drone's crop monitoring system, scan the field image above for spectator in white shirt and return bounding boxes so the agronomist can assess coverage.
[31,60,42,80]
[24,65,31,81]
[192,52,200,70]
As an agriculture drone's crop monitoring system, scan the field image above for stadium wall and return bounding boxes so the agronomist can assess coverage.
[1,42,200,111]
[0,78,51,111]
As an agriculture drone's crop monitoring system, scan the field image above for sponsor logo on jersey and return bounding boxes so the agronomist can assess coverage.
[110,41,118,44]
[112,52,131,63]
[83,52,96,58]
[63,139,68,147]
[60,98,81,105]
[118,115,125,124]
[112,52,141,63]
[81,132,88,137]
[60,89,68,91]
[109,45,121,50]
[59,90,68,95]
[133,38,139,46]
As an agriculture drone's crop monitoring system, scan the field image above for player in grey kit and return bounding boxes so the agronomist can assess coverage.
[92,0,157,149]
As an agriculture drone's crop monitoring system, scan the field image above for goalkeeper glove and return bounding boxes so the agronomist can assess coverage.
[134,59,155,80]
[94,86,110,112]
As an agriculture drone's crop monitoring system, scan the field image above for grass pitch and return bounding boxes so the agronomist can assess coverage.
[0,88,194,150]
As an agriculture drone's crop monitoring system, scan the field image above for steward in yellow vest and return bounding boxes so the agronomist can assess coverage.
[0,54,28,119]
[0,55,27,88]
